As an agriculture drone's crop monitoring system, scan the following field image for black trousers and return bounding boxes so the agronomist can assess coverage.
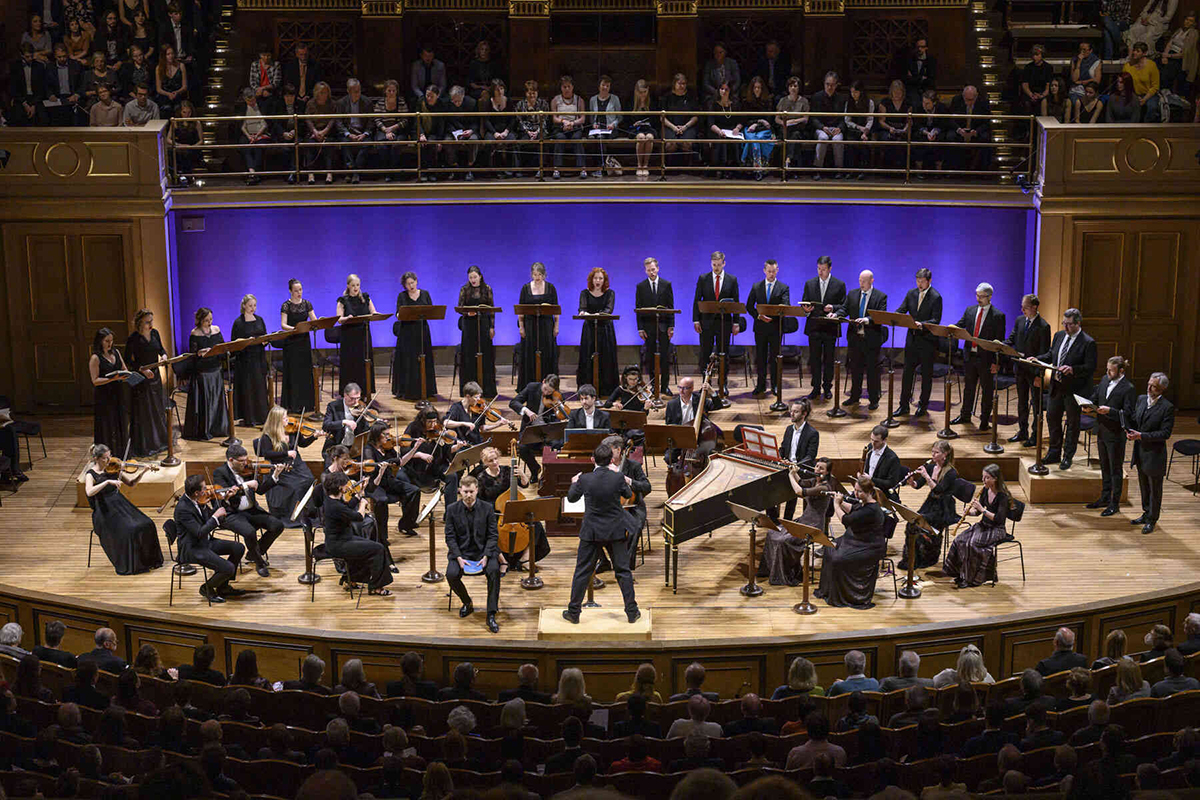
[222,510,283,566]
[808,333,837,392]
[846,336,881,403]
[190,538,244,593]
[327,532,393,590]
[961,353,995,424]
[1014,369,1036,437]
[1096,431,1127,503]
[519,444,543,482]
[699,322,734,393]
[1046,388,1081,459]
[447,556,500,615]
[1137,469,1164,521]
[900,339,937,407]
[641,329,672,393]
[753,326,782,392]
[568,537,637,615]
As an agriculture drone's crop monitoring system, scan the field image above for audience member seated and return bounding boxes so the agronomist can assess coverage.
[173,681,209,721]
[229,648,271,689]
[1093,629,1127,670]
[669,661,720,702]
[1156,726,1199,771]
[961,703,1020,757]
[772,656,824,700]
[1068,699,1109,746]
[1031,743,1077,789]
[64,659,110,710]
[305,81,336,184]
[543,716,587,774]
[252,722,304,763]
[1075,83,1106,124]
[613,694,663,739]
[659,73,701,169]
[96,704,140,748]
[218,687,262,727]
[705,81,741,179]
[723,693,778,736]
[615,662,662,703]
[466,39,502,100]
[440,728,488,772]
[178,643,226,686]
[1151,648,1200,696]
[920,754,966,799]
[880,650,935,692]
[152,706,193,755]
[946,86,990,172]
[15,653,55,702]
[0,621,31,658]
[1100,723,1138,773]
[439,661,488,701]
[1123,42,1162,122]
[334,77,373,184]
[238,87,269,185]
[568,754,597,793]
[1178,613,1200,655]
[669,730,727,772]
[829,650,879,695]
[380,724,426,769]
[1107,656,1151,704]
[1037,627,1088,676]
[888,685,931,728]
[322,717,373,767]
[1056,667,1096,711]
[736,732,777,770]
[386,651,439,700]
[89,82,122,126]
[667,695,724,739]
[809,71,844,178]
[1018,44,1055,116]
[443,85,480,180]
[417,84,448,181]
[373,79,410,182]
[912,709,946,760]
[115,668,158,716]
[198,742,239,793]
[775,76,810,170]
[249,43,280,104]
[835,690,879,732]
[933,644,995,687]
[610,733,663,773]
[976,744,1023,793]
[9,43,49,127]
[500,698,530,739]
[57,702,94,744]
[1106,72,1141,122]
[132,644,174,681]
[283,653,332,694]
[154,44,187,117]
[945,681,980,724]
[45,43,87,126]
[1,688,35,737]
[913,90,948,175]
[122,82,160,126]
[1139,623,1175,662]
[1020,698,1065,751]
[333,690,378,734]
[446,704,477,736]
[334,657,380,699]
[1001,669,1044,718]
[553,667,593,711]
[496,663,553,704]
[786,712,846,769]
[118,44,152,103]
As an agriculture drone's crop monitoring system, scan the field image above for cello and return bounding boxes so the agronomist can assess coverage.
[665,355,723,497]
[494,439,531,556]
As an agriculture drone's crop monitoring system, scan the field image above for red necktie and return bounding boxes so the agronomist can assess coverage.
[714,273,721,298]
[972,307,984,350]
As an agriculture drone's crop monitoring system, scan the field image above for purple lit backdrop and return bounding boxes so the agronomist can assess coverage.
[170,203,1034,351]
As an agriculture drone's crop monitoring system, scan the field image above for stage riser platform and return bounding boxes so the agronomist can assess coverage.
[1018,457,1130,504]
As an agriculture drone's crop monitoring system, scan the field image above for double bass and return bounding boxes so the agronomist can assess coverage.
[665,355,722,496]
[494,439,531,555]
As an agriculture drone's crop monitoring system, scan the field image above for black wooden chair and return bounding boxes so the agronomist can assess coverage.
[164,519,211,607]
[990,497,1026,585]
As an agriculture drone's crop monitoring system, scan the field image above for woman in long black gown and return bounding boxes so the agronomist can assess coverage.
[473,445,550,572]
[576,267,619,398]
[89,328,130,452]
[83,444,163,575]
[183,307,228,441]
[321,471,393,596]
[253,404,318,524]
[336,274,379,397]
[125,309,170,457]
[815,476,888,609]
[279,279,317,414]
[943,463,1012,588]
[760,457,834,586]
[903,441,959,569]
[391,272,437,401]
[517,262,559,387]
[457,265,497,397]
[231,294,270,427]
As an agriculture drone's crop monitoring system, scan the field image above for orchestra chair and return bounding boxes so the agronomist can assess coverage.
[302,518,364,608]
[1079,413,1097,466]
[989,497,1026,585]
[446,569,499,614]
[877,513,900,596]
[86,527,102,567]
[169,378,189,430]
[451,344,461,388]
[1167,438,1200,496]
[0,395,45,465]
[725,343,752,387]
[320,326,341,400]
[0,454,9,503]
[163,519,212,608]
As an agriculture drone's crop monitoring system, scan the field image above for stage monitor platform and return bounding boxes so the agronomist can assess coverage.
[538,607,653,641]
[75,464,185,509]
[1018,457,1128,504]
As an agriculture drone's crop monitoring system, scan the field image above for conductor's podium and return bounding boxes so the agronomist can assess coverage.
[537,607,653,641]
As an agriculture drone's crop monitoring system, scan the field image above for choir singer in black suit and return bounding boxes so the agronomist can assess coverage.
[1005,294,1052,445]
[802,256,847,399]
[1033,308,1096,470]
[635,257,675,395]
[445,474,501,633]
[321,383,372,458]
[746,258,792,397]
[173,475,245,603]
[1088,356,1136,516]
[950,282,1006,431]
[837,270,889,410]
[780,398,820,518]
[892,268,942,417]
[692,251,743,401]
[213,444,286,578]
[1127,372,1175,535]
[662,376,714,465]
[562,443,640,624]
[858,425,907,501]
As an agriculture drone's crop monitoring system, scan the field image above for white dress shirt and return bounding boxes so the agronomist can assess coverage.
[867,445,885,477]
[788,422,806,462]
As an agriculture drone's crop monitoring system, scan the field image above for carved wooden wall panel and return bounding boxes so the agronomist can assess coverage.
[125,625,209,670]
[1077,231,1125,323]
[276,19,359,86]
[409,18,507,86]
[850,16,926,80]
[224,638,315,682]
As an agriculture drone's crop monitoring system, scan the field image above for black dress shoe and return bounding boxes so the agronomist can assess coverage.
[221,586,247,597]
[914,405,929,417]
[1100,506,1119,517]
[868,402,879,411]
[1021,439,1036,448]
[841,397,859,407]
[200,588,226,603]
[12,470,29,482]
[1142,522,1156,534]
[752,386,767,397]
[1086,497,1109,509]
[1008,432,1027,443]
[1044,451,1061,464]
[459,603,474,618]
[978,422,990,432]
[594,559,612,574]
[627,609,642,624]
[256,565,270,578]
[806,389,822,399]
[893,405,911,416]
[1130,515,1147,525]
[486,614,499,633]
[561,610,580,624]
[824,390,833,400]
[949,415,969,425]
[1058,458,1072,470]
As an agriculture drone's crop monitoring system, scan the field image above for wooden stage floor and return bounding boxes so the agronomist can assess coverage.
[3,368,1198,644]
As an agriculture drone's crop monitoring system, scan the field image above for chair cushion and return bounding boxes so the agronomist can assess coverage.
[1172,439,1200,456]
[11,420,40,435]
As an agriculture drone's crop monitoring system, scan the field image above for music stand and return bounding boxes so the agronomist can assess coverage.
[876,490,933,599]
[413,490,444,583]
[608,409,648,433]
[642,424,697,456]
[501,496,561,590]
[486,428,520,456]
[870,310,918,430]
[817,317,852,417]
[520,421,568,449]
[573,313,620,390]
[513,304,561,382]
[455,305,501,389]
[562,430,608,456]
[337,312,393,396]
[448,440,492,475]
[727,502,779,597]
[756,304,810,413]
[1019,356,1058,475]
[778,518,835,614]
[697,300,747,408]
[966,337,1020,455]
[395,305,446,410]
[923,322,971,440]
[288,316,340,418]
[203,336,262,447]
[634,306,681,403]
[740,428,779,460]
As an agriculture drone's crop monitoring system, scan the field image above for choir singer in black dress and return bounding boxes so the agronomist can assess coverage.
[457,266,497,397]
[576,267,618,398]
[279,279,317,414]
[213,444,286,577]
[815,476,888,609]
[183,307,228,441]
[635,257,674,395]
[231,294,270,427]
[444,474,501,633]
[89,328,130,452]
[950,282,1006,431]
[562,443,640,624]
[1088,356,1136,516]
[83,444,163,575]
[391,272,437,401]
[892,268,942,417]
[125,309,170,457]
[517,262,559,387]
[173,475,245,603]
[335,274,380,397]
[321,471,394,597]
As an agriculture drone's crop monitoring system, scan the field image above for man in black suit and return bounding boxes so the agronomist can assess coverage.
[562,443,639,624]
[837,270,889,410]
[614,695,664,738]
[1005,293,1053,445]
[385,651,439,700]
[1032,308,1097,470]
[950,282,1006,431]
[9,44,48,127]
[566,385,610,431]
[946,85,991,171]
[213,444,286,578]
[594,434,651,574]
[281,42,322,105]
[723,693,779,736]
[77,628,127,674]
[780,399,819,518]
[509,373,563,482]
[801,256,847,399]
[1035,627,1088,675]
[663,376,715,465]
[173,474,245,602]
[746,258,792,396]
[893,267,943,416]
[444,475,500,633]
[635,257,675,395]
[1127,372,1175,535]
[859,425,907,501]
[282,654,332,694]
[321,383,373,458]
[44,43,86,126]
[498,664,554,703]
[754,40,792,98]
[692,251,743,403]
[1088,356,1137,515]
[902,38,937,107]
[32,620,77,668]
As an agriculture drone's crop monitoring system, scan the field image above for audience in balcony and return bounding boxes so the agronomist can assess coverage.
[372,78,409,182]
[775,75,810,170]
[482,78,518,175]
[121,83,157,124]
[410,43,447,104]
[154,42,187,117]
[467,39,502,101]
[444,85,480,181]
[809,70,844,178]
[514,78,549,177]
[705,81,742,179]
[1075,82,1106,122]
[756,39,791,98]
[239,86,268,184]
[63,17,93,66]
[702,42,741,100]
[1125,0,1179,57]
[80,50,118,108]
[1106,71,1141,120]
[94,10,126,71]
[304,80,336,184]
[249,43,280,104]
[902,36,937,108]
[282,42,321,105]
[334,77,372,183]
[9,44,48,126]
[1102,0,1134,58]
[1159,11,1197,93]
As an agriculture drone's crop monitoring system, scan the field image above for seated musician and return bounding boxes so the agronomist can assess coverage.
[858,425,906,501]
[472,445,550,572]
[780,398,820,519]
[311,445,385,540]
[402,408,465,489]
[444,474,501,634]
[815,476,888,610]
[173,475,244,603]
[903,440,959,569]
[763,457,834,585]
[567,385,610,431]
[663,376,714,465]
[594,434,651,574]
[446,381,513,446]
[320,471,393,598]
[606,366,649,412]
[363,422,423,549]
[509,373,565,483]
[321,383,373,460]
[212,444,286,578]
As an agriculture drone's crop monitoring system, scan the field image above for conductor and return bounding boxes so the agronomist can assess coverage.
[562,442,641,625]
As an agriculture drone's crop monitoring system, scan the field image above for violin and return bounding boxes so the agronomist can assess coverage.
[340,478,368,503]
[104,456,160,475]
[541,390,571,422]
[195,482,242,505]
[345,459,385,477]
[469,397,517,430]
[236,459,277,479]
[285,414,319,438]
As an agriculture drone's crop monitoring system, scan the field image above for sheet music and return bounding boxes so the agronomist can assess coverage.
[562,496,585,516]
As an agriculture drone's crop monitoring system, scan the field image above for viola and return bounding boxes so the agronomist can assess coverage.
[103,456,160,475]
[468,397,517,429]
[285,414,319,437]
[195,483,242,505]
[340,478,368,503]
[236,459,276,479]
[541,390,570,422]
